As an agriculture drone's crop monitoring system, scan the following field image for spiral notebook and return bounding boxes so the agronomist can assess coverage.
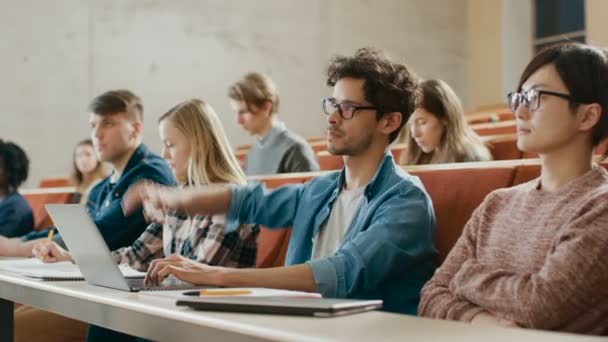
[0,258,145,281]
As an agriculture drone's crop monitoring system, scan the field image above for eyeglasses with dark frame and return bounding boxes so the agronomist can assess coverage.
[322,97,377,120]
[507,89,581,112]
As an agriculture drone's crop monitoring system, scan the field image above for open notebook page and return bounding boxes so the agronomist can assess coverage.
[0,258,145,280]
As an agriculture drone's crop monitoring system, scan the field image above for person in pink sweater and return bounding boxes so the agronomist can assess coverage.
[419,43,608,336]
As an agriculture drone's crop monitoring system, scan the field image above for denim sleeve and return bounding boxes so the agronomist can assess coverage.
[225,182,306,233]
[308,185,436,298]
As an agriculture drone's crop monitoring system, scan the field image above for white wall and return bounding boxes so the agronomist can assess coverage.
[0,0,467,187]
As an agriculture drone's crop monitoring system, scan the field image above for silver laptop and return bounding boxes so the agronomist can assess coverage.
[45,204,205,292]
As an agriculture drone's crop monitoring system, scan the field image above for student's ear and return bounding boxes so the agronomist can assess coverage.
[262,100,273,116]
[131,120,143,140]
[578,103,602,132]
[379,112,403,137]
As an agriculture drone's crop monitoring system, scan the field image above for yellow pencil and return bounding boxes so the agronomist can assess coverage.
[47,229,55,241]
[198,289,252,296]
[41,229,55,261]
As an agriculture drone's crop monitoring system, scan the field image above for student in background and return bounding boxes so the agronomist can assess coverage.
[229,72,319,175]
[400,79,492,165]
[10,89,176,342]
[127,48,436,315]
[70,138,107,204]
[419,43,608,335]
[35,98,259,342]
[0,139,33,237]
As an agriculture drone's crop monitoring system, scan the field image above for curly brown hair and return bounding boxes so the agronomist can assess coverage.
[326,47,420,143]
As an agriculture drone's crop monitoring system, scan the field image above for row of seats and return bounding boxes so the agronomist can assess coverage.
[235,113,520,168]
[250,158,608,264]
[466,110,514,125]
[31,157,607,267]
[315,133,526,171]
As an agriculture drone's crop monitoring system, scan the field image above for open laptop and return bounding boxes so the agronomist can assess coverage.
[176,297,383,317]
[45,204,206,292]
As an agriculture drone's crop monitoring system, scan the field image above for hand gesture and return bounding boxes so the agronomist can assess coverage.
[145,254,222,287]
[32,241,73,263]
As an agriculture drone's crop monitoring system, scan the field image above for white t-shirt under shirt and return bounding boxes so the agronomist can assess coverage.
[311,185,366,260]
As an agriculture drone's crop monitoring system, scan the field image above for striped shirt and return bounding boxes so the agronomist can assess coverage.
[111,212,258,271]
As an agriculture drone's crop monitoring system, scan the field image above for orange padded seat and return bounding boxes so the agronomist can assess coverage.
[409,164,516,263]
[484,134,522,160]
[250,174,310,268]
[466,111,514,124]
[22,188,75,230]
[390,144,407,163]
[256,228,292,268]
[309,140,328,153]
[316,151,344,171]
[38,178,71,188]
[472,120,516,136]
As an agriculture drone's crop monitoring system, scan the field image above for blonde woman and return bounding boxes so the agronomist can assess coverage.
[400,79,492,165]
[33,99,258,342]
[69,138,107,204]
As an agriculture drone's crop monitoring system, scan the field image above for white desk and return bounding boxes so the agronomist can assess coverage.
[0,271,603,342]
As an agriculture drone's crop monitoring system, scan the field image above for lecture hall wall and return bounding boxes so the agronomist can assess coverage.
[1,0,470,187]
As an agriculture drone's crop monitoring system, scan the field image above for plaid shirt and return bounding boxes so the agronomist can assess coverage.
[111,212,258,271]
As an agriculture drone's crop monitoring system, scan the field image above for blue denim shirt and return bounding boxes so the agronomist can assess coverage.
[227,153,437,314]
[24,144,176,251]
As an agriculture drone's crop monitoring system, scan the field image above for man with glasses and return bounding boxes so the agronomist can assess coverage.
[130,48,437,315]
[228,72,319,175]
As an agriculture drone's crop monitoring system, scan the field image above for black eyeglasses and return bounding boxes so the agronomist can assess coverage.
[322,97,377,120]
[507,89,580,112]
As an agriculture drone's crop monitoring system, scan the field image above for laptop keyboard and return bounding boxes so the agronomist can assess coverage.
[126,277,203,292]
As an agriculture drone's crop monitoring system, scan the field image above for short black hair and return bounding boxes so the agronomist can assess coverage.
[326,47,420,143]
[88,89,144,121]
[0,139,29,190]
[518,43,608,146]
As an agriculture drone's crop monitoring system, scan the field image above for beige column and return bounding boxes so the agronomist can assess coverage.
[467,0,533,111]
[467,0,503,110]
[586,0,608,47]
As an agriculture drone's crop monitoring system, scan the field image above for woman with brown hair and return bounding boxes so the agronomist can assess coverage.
[400,79,492,165]
[69,138,107,203]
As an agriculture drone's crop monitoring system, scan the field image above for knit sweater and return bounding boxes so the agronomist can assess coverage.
[419,165,608,335]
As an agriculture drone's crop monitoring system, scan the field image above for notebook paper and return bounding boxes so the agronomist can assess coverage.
[0,258,145,281]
